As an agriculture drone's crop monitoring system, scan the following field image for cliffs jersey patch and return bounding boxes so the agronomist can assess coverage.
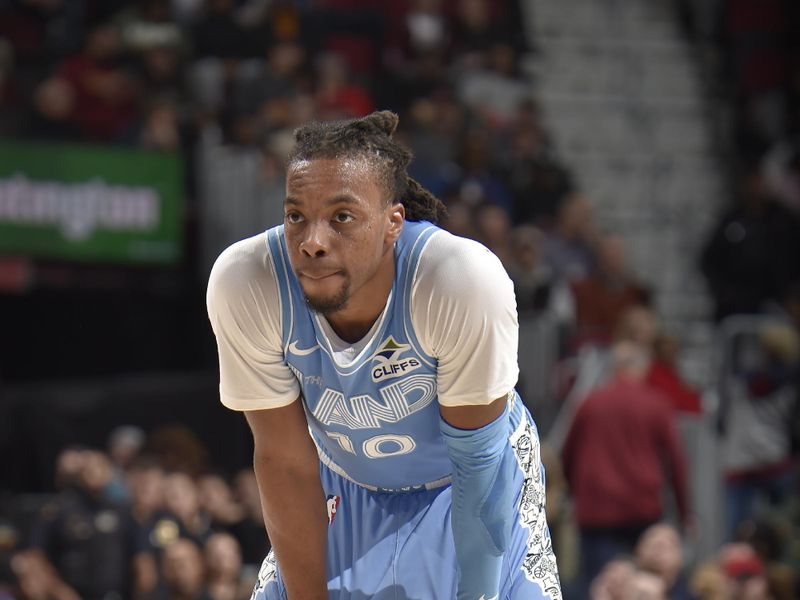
[370,336,421,382]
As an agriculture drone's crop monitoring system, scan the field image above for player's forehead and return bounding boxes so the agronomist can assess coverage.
[285,157,384,207]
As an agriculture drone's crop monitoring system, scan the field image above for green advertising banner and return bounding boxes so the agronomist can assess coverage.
[0,141,183,264]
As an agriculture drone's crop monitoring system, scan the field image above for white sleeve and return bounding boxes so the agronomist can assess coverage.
[412,231,519,406]
[206,234,300,411]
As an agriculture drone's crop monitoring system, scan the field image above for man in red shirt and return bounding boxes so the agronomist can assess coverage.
[561,340,690,592]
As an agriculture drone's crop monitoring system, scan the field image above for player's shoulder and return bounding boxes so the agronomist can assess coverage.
[207,230,279,311]
[209,231,274,289]
[418,228,511,293]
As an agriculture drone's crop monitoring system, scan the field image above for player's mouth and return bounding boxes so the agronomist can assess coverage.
[299,270,342,281]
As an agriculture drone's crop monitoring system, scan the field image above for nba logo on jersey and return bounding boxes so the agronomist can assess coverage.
[326,494,341,525]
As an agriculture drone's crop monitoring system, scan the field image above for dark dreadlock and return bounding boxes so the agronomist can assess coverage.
[288,110,447,224]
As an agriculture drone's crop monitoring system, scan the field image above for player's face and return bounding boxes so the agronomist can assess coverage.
[284,157,404,315]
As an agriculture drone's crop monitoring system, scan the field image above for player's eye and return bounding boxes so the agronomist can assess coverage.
[285,212,304,224]
[334,212,355,224]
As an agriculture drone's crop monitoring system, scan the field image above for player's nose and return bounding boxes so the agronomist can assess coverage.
[299,221,331,257]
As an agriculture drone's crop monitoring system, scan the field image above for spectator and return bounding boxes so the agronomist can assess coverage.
[163,472,212,546]
[313,52,374,120]
[507,225,574,325]
[762,141,800,215]
[721,322,798,539]
[127,456,176,553]
[197,473,243,533]
[384,0,449,81]
[109,426,146,472]
[157,538,211,600]
[688,561,728,600]
[457,42,532,128]
[116,0,184,56]
[634,523,695,600]
[229,470,269,568]
[138,98,182,151]
[543,192,597,282]
[233,41,307,120]
[204,533,248,600]
[147,425,209,476]
[0,0,86,62]
[135,44,185,104]
[539,442,578,584]
[387,46,450,114]
[9,548,70,600]
[735,519,796,600]
[615,306,703,415]
[128,458,164,527]
[719,543,771,600]
[403,96,462,195]
[500,101,572,227]
[440,201,478,240]
[28,449,157,600]
[571,235,651,347]
[613,305,659,349]
[191,0,256,61]
[648,334,704,416]
[449,0,509,67]
[37,22,140,142]
[590,557,636,600]
[188,0,260,115]
[474,203,514,267]
[625,570,669,600]
[448,128,513,212]
[106,425,146,503]
[562,342,691,592]
[53,446,87,492]
[700,168,800,321]
[28,68,81,141]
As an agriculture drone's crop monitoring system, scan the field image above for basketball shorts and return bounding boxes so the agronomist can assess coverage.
[251,412,561,599]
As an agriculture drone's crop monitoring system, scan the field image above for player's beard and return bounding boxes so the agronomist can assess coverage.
[303,276,351,315]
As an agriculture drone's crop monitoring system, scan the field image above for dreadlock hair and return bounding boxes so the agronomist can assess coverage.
[288,110,448,224]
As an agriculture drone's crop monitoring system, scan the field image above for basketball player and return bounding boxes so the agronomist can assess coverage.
[207,111,561,600]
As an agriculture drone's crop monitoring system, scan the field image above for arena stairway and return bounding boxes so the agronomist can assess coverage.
[522,0,727,561]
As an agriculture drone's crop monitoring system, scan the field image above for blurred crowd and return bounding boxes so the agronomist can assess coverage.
[700,0,800,322]
[699,0,800,328]
[0,0,799,599]
[0,425,268,600]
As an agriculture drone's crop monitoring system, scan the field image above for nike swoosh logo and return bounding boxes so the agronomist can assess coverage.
[287,340,319,356]
[478,596,498,600]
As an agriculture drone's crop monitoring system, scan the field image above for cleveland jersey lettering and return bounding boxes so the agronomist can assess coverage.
[267,221,451,489]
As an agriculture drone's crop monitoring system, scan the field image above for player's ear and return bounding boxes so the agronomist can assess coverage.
[386,202,404,243]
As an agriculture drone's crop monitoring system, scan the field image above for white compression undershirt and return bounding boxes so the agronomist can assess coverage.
[206,227,519,411]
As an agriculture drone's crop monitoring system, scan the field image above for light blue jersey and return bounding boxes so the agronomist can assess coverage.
[267,220,451,491]
[252,221,562,599]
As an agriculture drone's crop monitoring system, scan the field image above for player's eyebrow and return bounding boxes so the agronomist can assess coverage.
[284,194,362,207]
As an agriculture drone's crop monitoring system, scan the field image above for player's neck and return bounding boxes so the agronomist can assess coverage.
[325,248,395,343]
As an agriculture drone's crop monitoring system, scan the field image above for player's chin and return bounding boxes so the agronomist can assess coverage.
[302,282,349,314]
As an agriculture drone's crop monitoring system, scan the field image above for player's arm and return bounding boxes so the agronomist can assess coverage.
[206,240,326,598]
[245,400,328,600]
[416,234,521,600]
[440,398,506,430]
[439,396,518,600]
